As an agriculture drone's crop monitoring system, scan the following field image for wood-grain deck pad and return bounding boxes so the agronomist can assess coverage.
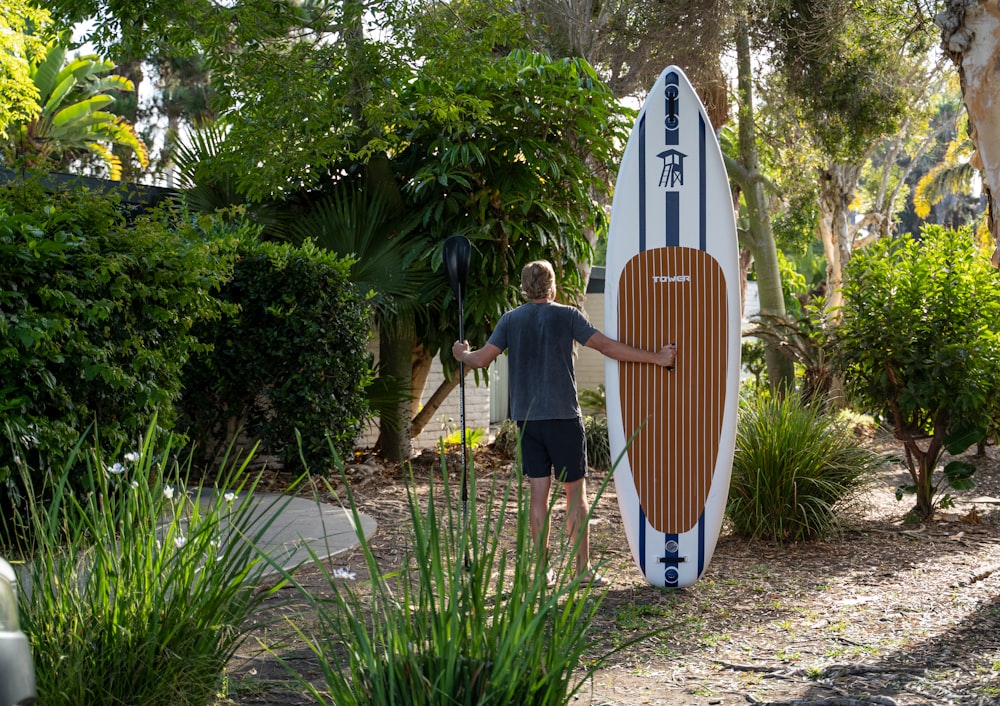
[617,246,729,534]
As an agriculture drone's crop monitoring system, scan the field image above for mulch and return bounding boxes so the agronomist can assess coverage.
[225,432,1000,706]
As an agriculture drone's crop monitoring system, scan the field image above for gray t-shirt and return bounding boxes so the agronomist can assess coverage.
[487,301,598,421]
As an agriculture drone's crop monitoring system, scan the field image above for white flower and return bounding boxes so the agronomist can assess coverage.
[109,462,126,475]
[174,535,186,549]
[124,451,140,463]
[223,491,237,503]
[332,567,357,581]
[130,480,139,489]
[163,485,175,500]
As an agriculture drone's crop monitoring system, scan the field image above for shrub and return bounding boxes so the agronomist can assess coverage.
[578,384,606,418]
[727,393,885,542]
[834,225,1000,518]
[178,238,372,473]
[0,180,238,492]
[10,421,291,706]
[584,415,611,472]
[275,457,626,705]
[747,304,834,406]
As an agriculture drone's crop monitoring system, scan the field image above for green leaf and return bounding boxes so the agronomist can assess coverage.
[51,96,115,127]
[943,460,976,490]
[34,44,67,103]
[944,425,984,455]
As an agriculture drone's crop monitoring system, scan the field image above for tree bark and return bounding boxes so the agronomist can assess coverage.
[376,318,415,461]
[818,163,863,317]
[412,375,460,438]
[938,0,1000,254]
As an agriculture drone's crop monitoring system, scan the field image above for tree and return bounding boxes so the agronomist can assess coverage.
[939,0,1000,256]
[161,0,629,460]
[517,0,733,125]
[854,60,955,243]
[724,13,795,392]
[515,0,735,306]
[3,36,148,178]
[834,226,1000,519]
[0,1,51,135]
[770,0,933,314]
[913,116,980,226]
[148,52,216,182]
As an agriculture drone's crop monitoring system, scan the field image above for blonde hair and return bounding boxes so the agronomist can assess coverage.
[520,260,556,300]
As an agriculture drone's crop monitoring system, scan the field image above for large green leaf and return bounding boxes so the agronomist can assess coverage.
[51,96,115,128]
[944,460,976,491]
[33,44,66,102]
[62,56,116,84]
[944,425,985,455]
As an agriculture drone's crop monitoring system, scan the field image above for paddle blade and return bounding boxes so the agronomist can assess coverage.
[443,235,471,298]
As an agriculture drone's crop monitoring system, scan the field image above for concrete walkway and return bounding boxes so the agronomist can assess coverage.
[197,491,378,576]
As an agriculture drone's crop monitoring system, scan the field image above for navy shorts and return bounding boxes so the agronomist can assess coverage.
[516,418,588,483]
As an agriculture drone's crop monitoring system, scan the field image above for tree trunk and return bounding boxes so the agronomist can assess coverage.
[939,0,1000,255]
[377,318,415,461]
[735,16,795,392]
[739,246,754,318]
[898,415,947,521]
[818,162,863,317]
[410,345,433,418]
[412,375,460,438]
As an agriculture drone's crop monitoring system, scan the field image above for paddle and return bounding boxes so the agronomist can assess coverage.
[443,235,472,534]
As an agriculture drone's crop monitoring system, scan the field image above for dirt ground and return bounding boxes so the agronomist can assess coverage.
[225,432,1000,706]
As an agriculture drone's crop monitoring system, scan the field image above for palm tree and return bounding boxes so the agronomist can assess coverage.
[3,36,148,179]
[288,183,432,454]
[913,128,983,228]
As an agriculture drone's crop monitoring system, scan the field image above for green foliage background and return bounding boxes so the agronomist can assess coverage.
[836,226,1000,437]
[0,180,236,487]
[178,238,372,472]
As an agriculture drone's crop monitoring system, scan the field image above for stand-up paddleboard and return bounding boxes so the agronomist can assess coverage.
[604,66,740,588]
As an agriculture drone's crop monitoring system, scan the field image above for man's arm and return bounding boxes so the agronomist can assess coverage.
[452,340,503,369]
[584,331,676,368]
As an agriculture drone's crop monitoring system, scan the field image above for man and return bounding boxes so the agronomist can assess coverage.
[452,260,676,586]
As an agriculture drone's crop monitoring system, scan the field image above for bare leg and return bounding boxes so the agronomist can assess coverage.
[564,478,591,577]
[528,476,552,568]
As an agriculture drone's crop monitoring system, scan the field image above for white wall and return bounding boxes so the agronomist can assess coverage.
[576,288,607,399]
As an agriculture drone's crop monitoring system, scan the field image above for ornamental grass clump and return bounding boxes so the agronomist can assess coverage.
[277,449,627,705]
[5,421,293,706]
[727,393,885,543]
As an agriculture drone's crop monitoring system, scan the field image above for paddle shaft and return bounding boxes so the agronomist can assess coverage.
[442,236,472,524]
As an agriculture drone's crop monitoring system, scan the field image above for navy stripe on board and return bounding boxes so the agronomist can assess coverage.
[697,512,706,577]
[696,115,707,582]
[639,505,647,575]
[637,112,647,569]
[664,534,679,588]
[665,192,680,247]
[699,115,707,251]
[664,72,679,147]
[639,114,647,253]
